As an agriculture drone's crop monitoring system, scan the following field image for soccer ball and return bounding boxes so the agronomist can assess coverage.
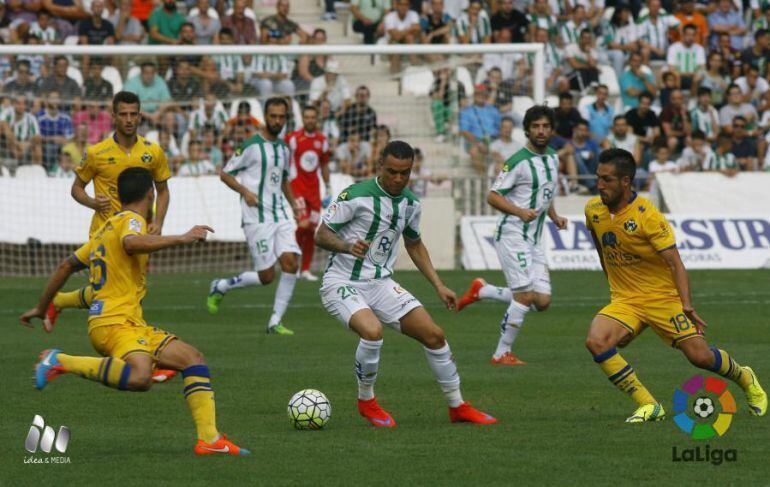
[288,389,331,430]
[693,397,715,418]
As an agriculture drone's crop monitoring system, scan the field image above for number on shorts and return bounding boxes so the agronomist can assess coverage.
[337,285,358,300]
[517,252,527,269]
[254,239,268,254]
[91,244,107,291]
[669,313,691,332]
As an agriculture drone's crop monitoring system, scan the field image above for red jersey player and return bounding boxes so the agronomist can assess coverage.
[286,105,331,281]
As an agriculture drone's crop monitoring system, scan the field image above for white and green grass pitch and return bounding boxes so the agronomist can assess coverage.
[2,270,768,485]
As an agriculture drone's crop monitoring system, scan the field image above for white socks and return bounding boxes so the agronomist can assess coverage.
[268,271,298,328]
[355,338,382,400]
[494,300,529,359]
[217,271,261,293]
[478,284,513,303]
[424,343,463,407]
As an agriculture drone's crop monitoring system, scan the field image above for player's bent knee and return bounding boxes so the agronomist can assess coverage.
[424,326,446,349]
[259,268,276,284]
[128,368,153,391]
[585,335,611,355]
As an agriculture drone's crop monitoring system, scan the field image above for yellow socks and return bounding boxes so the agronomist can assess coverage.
[58,354,131,390]
[182,365,219,443]
[53,285,94,310]
[709,347,752,390]
[593,348,656,406]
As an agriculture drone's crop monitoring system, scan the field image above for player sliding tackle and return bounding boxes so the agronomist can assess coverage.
[585,148,767,422]
[207,97,302,335]
[457,105,567,366]
[21,168,248,456]
[315,140,496,427]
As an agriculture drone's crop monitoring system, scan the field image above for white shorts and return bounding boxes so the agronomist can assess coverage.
[495,236,551,295]
[319,277,423,330]
[243,220,301,271]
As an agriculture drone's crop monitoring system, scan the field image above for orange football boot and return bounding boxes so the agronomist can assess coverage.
[449,402,497,424]
[490,352,527,366]
[358,397,396,428]
[457,278,486,311]
[152,368,178,383]
[194,434,250,456]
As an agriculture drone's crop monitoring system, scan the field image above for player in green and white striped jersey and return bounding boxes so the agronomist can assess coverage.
[689,87,720,142]
[457,106,568,366]
[560,5,589,46]
[636,0,680,61]
[703,132,739,174]
[188,93,229,132]
[207,98,302,336]
[2,97,42,166]
[315,140,497,427]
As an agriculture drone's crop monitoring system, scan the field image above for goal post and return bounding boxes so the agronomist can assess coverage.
[0,43,545,276]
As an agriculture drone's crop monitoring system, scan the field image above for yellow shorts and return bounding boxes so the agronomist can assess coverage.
[89,322,177,361]
[597,298,703,348]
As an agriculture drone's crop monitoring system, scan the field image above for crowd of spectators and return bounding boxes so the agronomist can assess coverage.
[0,0,768,190]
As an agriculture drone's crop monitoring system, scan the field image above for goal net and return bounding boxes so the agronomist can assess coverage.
[0,43,544,276]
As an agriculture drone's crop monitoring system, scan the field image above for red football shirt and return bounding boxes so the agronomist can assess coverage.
[286,128,330,208]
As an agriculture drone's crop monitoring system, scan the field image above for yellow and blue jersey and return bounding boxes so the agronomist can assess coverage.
[73,211,148,331]
[585,194,679,302]
[75,134,170,237]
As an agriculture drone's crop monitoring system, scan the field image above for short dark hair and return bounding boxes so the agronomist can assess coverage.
[500,116,515,125]
[639,91,654,103]
[523,105,555,132]
[576,118,589,128]
[697,86,712,97]
[112,91,141,112]
[302,104,318,115]
[755,28,769,41]
[683,23,697,33]
[219,27,234,38]
[181,21,194,30]
[118,167,153,205]
[16,59,31,70]
[559,92,573,102]
[579,28,592,37]
[598,148,636,182]
[691,130,705,140]
[381,140,415,162]
[53,55,68,65]
[140,61,156,71]
[717,131,732,144]
[734,115,747,124]
[313,28,326,36]
[612,115,626,123]
[264,97,289,113]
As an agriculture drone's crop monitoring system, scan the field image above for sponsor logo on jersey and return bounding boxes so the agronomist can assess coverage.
[368,229,398,266]
[623,219,637,232]
[141,152,152,164]
[326,202,339,218]
[638,205,646,213]
[601,231,618,249]
[338,191,348,201]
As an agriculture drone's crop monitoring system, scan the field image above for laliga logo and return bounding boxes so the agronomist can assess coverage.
[673,374,735,440]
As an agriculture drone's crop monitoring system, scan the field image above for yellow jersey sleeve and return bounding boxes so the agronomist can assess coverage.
[75,147,96,183]
[73,240,92,267]
[119,213,147,242]
[151,145,171,183]
[643,206,676,252]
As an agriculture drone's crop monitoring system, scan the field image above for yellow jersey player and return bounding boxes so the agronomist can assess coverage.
[584,148,767,422]
[21,167,248,456]
[47,91,170,326]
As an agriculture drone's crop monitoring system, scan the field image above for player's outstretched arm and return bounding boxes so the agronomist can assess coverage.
[404,237,457,310]
[20,256,82,332]
[314,223,369,257]
[123,225,214,255]
[220,171,259,207]
[487,191,537,222]
[659,246,708,333]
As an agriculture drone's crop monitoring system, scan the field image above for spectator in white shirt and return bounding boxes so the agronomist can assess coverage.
[310,59,352,117]
[734,65,770,107]
[383,0,421,74]
[488,117,521,177]
[178,140,217,177]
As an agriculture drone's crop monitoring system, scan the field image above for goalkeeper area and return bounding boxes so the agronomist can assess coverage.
[3,270,769,484]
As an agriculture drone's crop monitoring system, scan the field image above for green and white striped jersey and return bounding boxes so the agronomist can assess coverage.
[560,19,588,46]
[189,106,229,132]
[454,10,492,43]
[689,105,719,139]
[224,133,292,225]
[490,146,559,244]
[636,10,680,50]
[321,178,421,282]
[2,111,39,141]
[666,42,705,73]
[703,151,737,171]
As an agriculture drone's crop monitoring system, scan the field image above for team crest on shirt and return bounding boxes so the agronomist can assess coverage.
[129,218,143,233]
[623,219,637,233]
[137,338,147,345]
[141,152,152,164]
[592,214,600,223]
[107,157,116,164]
[638,205,646,213]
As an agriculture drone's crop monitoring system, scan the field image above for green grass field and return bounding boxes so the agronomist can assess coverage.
[1,270,768,486]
